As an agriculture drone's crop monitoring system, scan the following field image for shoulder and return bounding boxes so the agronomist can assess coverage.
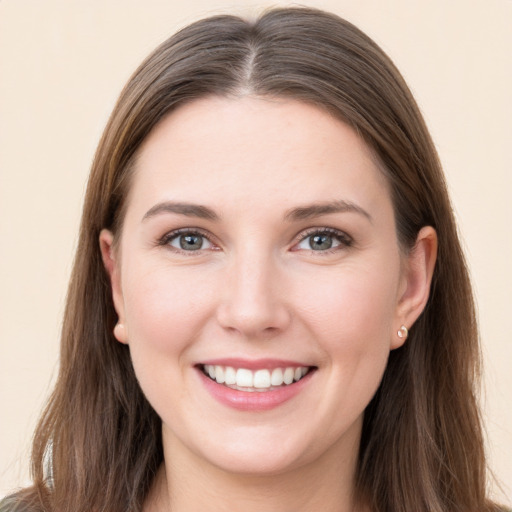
[0,497,17,512]
[0,495,36,512]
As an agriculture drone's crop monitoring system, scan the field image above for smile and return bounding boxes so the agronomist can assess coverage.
[201,364,312,392]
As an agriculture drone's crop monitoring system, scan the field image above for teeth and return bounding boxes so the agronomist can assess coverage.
[253,369,270,388]
[236,368,253,387]
[270,368,283,386]
[202,364,311,390]
[283,367,294,385]
[224,366,236,385]
[215,365,225,384]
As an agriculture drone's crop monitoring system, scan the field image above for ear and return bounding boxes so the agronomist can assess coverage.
[392,226,438,349]
[99,229,128,344]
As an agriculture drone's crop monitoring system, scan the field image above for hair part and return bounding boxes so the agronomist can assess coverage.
[7,7,503,512]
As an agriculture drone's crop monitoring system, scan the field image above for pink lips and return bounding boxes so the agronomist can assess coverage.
[196,358,315,412]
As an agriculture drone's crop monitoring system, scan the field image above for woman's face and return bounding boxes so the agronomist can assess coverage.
[101,96,431,476]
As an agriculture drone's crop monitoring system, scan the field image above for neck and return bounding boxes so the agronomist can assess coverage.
[145,426,367,512]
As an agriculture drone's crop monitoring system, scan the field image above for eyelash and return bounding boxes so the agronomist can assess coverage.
[157,228,218,254]
[157,227,353,255]
[292,227,353,254]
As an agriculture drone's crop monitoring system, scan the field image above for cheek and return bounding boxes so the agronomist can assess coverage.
[121,262,218,356]
[299,260,399,390]
[303,267,398,416]
[119,263,220,418]
[298,261,399,348]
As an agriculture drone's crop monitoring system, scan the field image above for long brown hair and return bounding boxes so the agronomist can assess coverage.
[5,7,503,512]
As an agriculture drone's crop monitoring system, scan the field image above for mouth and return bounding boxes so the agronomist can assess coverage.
[199,364,315,392]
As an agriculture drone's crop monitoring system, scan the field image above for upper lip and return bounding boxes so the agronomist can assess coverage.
[196,358,313,370]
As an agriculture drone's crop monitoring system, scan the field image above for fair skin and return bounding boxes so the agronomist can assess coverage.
[100,96,437,512]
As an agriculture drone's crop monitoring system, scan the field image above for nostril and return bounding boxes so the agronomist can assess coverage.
[216,301,291,338]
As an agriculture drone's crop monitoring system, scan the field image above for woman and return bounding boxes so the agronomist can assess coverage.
[2,7,507,512]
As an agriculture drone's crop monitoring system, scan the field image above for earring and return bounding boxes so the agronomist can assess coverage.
[113,322,127,342]
[397,325,408,340]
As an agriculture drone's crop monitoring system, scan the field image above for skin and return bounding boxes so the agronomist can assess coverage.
[100,96,437,512]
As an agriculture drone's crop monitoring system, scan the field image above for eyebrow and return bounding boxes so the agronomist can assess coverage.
[142,199,371,223]
[284,200,372,222]
[142,201,219,222]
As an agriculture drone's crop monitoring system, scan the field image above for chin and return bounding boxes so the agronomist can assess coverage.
[203,446,308,477]
[163,420,318,477]
[183,418,357,478]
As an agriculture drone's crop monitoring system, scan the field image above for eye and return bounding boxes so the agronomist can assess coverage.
[293,228,352,252]
[162,230,215,252]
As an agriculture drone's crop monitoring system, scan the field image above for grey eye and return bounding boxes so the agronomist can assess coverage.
[169,232,212,251]
[309,233,334,250]
[295,229,352,252]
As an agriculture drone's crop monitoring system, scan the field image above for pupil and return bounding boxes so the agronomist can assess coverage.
[180,234,202,250]
[311,234,332,250]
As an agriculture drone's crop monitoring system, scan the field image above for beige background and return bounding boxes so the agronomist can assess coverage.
[0,0,510,502]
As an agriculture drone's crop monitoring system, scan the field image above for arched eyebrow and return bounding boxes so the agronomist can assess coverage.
[142,199,371,223]
[142,201,219,221]
[284,200,372,223]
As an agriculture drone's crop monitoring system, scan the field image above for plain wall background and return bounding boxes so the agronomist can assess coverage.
[0,0,510,502]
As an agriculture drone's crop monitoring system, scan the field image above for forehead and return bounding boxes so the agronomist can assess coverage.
[127,95,391,217]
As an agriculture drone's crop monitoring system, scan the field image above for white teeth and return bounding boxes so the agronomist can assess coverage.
[270,368,284,386]
[283,367,294,385]
[253,369,271,388]
[236,368,253,387]
[215,365,225,384]
[224,366,236,385]
[202,364,311,390]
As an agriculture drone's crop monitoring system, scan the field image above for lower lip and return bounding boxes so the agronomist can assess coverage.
[198,368,314,411]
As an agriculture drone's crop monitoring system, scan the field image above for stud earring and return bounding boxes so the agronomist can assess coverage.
[113,322,127,342]
[397,325,408,340]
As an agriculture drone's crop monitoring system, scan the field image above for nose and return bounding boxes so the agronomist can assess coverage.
[216,250,292,339]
